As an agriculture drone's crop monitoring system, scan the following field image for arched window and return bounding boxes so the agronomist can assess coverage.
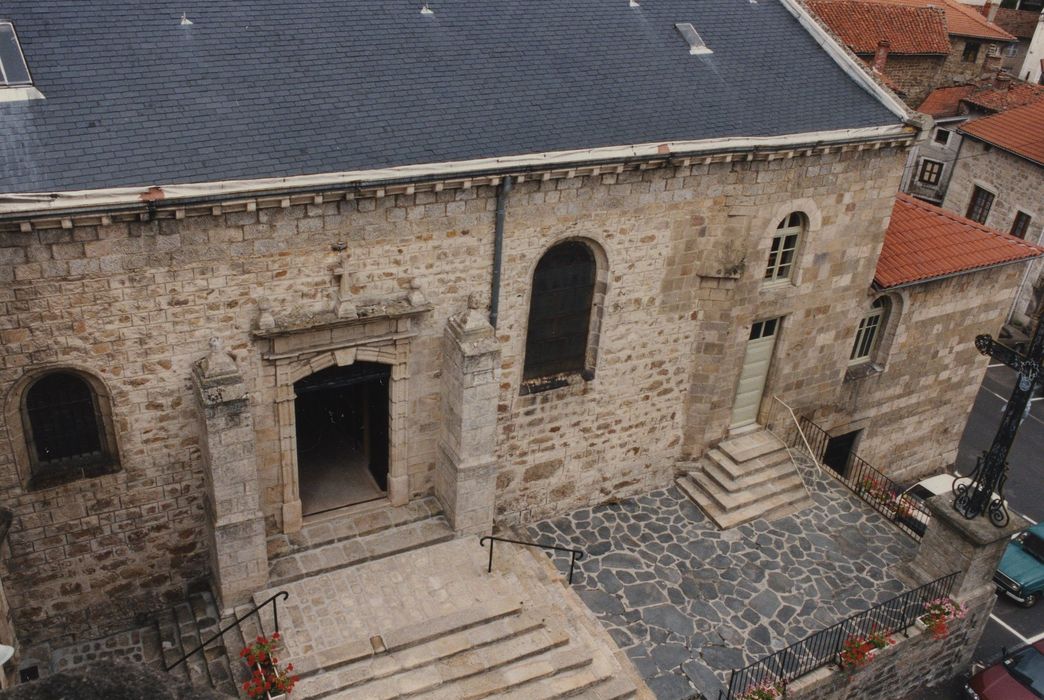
[764,212,805,283]
[523,241,597,382]
[850,297,889,364]
[18,370,118,488]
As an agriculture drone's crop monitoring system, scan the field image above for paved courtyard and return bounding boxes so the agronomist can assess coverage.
[525,455,917,699]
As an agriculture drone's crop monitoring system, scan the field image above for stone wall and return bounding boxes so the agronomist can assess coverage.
[878,54,947,107]
[820,266,1024,483]
[939,38,1001,87]
[0,142,928,645]
[787,586,994,700]
[942,138,1044,328]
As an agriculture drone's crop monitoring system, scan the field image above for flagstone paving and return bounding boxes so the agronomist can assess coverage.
[525,455,917,700]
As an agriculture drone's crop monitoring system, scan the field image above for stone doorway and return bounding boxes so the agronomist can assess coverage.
[294,362,390,516]
[823,429,861,477]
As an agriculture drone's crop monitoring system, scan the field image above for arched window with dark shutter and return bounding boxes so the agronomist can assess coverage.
[523,241,597,381]
[17,370,118,488]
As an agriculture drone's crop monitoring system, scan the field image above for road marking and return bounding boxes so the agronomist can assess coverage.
[1030,630,1044,644]
[989,364,1006,368]
[981,388,1044,429]
[990,614,1029,644]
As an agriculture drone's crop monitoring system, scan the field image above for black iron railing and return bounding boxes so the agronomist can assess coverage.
[165,591,289,672]
[720,572,959,699]
[479,535,585,584]
[797,417,932,540]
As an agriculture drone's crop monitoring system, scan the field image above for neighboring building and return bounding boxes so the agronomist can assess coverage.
[805,0,951,105]
[903,74,1044,201]
[943,100,1044,328]
[988,6,1042,72]
[1020,9,1044,82]
[0,0,1036,692]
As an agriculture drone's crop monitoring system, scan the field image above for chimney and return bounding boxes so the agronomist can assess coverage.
[979,1,993,19]
[997,71,1012,90]
[873,40,891,73]
[982,52,1003,75]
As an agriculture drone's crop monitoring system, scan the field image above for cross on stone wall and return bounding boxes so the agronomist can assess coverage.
[954,309,1044,527]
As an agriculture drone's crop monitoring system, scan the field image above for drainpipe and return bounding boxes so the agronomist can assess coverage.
[489,176,512,328]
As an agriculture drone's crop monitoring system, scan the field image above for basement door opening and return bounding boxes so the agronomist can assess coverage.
[294,362,390,517]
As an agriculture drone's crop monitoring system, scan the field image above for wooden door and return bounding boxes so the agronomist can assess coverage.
[730,318,779,429]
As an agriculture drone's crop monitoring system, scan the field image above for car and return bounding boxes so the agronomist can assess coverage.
[897,474,1005,537]
[994,522,1044,608]
[965,641,1044,699]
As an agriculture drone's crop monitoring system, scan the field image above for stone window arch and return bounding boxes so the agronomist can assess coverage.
[522,238,607,386]
[5,368,120,490]
[847,292,903,377]
[764,212,806,283]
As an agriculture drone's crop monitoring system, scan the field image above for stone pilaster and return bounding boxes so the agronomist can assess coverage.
[435,295,500,535]
[192,339,269,612]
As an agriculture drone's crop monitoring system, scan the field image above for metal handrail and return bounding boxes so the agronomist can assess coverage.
[771,395,823,476]
[479,535,585,584]
[164,591,289,672]
[721,571,960,699]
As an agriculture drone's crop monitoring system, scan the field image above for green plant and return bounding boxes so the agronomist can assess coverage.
[240,632,299,699]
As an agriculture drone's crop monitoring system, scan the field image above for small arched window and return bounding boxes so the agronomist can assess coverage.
[764,212,805,283]
[523,241,597,382]
[850,297,889,364]
[19,371,118,488]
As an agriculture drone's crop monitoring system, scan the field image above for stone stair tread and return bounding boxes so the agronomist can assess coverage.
[268,515,455,587]
[678,475,810,529]
[411,646,593,700]
[172,601,212,688]
[692,471,804,511]
[592,676,639,700]
[267,496,444,560]
[156,608,190,682]
[717,431,785,463]
[707,447,790,480]
[191,592,237,698]
[296,597,526,678]
[495,662,617,700]
[703,457,794,492]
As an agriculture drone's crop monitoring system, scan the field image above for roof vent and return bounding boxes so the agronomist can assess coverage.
[630,0,640,7]
[0,21,32,87]
[179,13,194,26]
[420,3,434,15]
[674,23,712,55]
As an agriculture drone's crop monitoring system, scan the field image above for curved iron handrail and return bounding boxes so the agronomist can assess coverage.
[164,591,289,672]
[479,536,585,584]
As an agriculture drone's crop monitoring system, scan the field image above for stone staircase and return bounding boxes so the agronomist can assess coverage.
[249,536,647,699]
[676,428,812,529]
[154,589,239,698]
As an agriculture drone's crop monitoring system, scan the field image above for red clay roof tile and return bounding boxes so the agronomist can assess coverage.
[958,99,1044,166]
[857,0,1016,40]
[875,194,1044,288]
[807,0,951,54]
[917,84,976,117]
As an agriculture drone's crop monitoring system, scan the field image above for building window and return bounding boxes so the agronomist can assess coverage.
[933,129,950,145]
[523,241,598,382]
[966,186,995,224]
[1004,44,1019,58]
[1012,211,1033,239]
[850,298,888,364]
[764,212,804,283]
[0,22,32,87]
[918,159,944,185]
[19,370,118,489]
[962,41,981,63]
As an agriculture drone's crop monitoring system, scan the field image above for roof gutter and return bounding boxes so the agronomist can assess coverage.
[873,255,1044,292]
[777,0,915,123]
[0,124,914,221]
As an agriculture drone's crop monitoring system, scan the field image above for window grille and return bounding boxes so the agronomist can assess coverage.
[918,159,943,186]
[850,298,886,364]
[1011,211,1032,239]
[25,372,105,470]
[966,186,995,225]
[764,213,804,283]
[523,241,596,380]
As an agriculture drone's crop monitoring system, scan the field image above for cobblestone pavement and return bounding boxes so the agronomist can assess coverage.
[525,455,917,700]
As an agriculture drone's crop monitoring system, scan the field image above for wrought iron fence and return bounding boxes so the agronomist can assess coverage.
[720,572,959,700]
[796,416,932,540]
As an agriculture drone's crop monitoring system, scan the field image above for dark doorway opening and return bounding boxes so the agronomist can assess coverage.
[294,362,389,517]
[823,429,861,477]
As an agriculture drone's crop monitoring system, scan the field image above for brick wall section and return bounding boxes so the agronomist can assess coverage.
[942,139,1044,328]
[823,266,1023,482]
[0,144,950,644]
[877,54,947,107]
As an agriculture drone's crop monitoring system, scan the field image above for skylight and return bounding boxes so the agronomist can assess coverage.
[0,22,32,87]
[674,23,713,55]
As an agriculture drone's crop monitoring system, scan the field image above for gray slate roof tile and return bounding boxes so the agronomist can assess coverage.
[0,0,899,194]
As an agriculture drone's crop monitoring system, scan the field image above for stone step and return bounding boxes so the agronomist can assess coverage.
[495,662,628,700]
[295,603,541,697]
[267,515,455,587]
[717,430,786,464]
[703,456,795,493]
[189,592,238,698]
[677,475,810,529]
[156,608,190,682]
[695,471,805,512]
[706,447,791,481]
[172,601,212,689]
[267,496,444,560]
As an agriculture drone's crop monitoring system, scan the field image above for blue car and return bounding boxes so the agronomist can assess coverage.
[994,522,1044,608]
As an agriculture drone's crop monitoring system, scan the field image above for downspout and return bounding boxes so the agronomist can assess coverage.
[489,176,512,328]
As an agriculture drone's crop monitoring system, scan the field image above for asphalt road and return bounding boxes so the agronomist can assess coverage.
[917,364,1044,699]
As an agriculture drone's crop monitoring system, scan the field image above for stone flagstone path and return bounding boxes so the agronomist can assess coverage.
[525,455,917,700]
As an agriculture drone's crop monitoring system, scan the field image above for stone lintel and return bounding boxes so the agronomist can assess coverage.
[252,300,431,340]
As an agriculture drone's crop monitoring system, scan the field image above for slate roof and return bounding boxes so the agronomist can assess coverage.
[0,0,903,195]
[806,1,951,54]
[875,194,1044,289]
[959,99,1044,166]
[858,0,1016,40]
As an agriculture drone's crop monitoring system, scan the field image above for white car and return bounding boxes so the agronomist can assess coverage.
[900,474,1005,536]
